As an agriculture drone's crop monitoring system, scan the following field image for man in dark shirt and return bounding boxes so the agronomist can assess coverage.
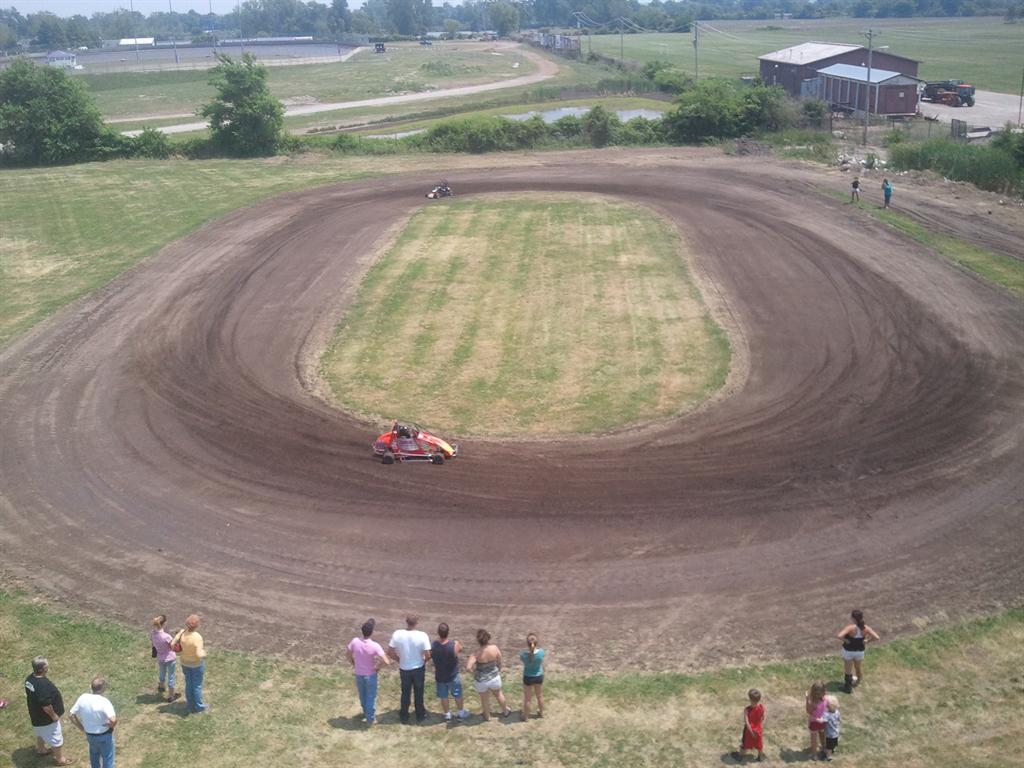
[24,657,72,766]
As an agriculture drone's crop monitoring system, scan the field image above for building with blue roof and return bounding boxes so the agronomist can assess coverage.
[817,63,923,116]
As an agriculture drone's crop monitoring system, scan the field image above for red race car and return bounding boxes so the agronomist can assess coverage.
[372,422,459,465]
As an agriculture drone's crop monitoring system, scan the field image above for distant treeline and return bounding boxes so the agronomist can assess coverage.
[2,0,1022,53]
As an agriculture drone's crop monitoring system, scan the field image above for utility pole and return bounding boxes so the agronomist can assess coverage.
[1018,62,1023,127]
[237,0,244,54]
[862,28,878,146]
[169,0,179,66]
[619,18,624,67]
[129,0,140,64]
[693,20,699,80]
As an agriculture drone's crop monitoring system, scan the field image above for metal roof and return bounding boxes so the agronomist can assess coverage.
[817,63,921,83]
[758,42,861,64]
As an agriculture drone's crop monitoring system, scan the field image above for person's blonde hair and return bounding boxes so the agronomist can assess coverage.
[152,614,167,628]
[526,633,539,663]
[809,681,826,702]
[185,614,201,630]
[825,694,839,710]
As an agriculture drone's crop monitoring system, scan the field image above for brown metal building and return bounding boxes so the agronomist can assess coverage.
[817,64,922,116]
[758,42,920,98]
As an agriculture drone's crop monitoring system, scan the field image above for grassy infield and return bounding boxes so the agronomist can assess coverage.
[0,592,1020,768]
[322,196,729,436]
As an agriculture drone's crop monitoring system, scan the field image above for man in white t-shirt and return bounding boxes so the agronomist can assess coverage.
[69,677,117,768]
[388,614,432,723]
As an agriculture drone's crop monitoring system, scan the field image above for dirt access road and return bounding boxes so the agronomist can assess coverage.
[121,43,559,137]
[1,150,1021,671]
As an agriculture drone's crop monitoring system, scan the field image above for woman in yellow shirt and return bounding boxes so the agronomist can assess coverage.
[173,615,208,713]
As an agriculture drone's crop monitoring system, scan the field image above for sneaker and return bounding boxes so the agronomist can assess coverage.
[457,709,470,719]
[444,711,452,721]
[819,751,830,761]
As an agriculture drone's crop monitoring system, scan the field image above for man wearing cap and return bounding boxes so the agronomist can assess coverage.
[69,677,116,768]
[388,614,432,723]
[24,657,73,766]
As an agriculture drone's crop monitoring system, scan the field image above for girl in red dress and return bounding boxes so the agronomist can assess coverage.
[732,688,766,762]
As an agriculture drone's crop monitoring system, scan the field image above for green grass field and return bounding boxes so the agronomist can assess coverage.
[588,17,1024,94]
[1,590,1020,768]
[322,195,729,435]
[0,157,387,348]
[84,43,538,119]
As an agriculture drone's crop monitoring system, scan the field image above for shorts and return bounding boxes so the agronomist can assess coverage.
[436,676,463,700]
[523,675,544,686]
[33,721,64,748]
[826,736,840,750]
[473,674,502,693]
[809,720,826,732]
[841,649,865,661]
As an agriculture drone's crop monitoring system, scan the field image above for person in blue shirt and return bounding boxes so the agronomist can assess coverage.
[519,633,545,719]
[881,178,893,209]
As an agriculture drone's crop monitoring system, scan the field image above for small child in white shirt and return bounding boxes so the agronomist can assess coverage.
[822,695,841,761]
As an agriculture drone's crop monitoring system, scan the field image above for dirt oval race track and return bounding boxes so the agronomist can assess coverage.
[2,153,1022,670]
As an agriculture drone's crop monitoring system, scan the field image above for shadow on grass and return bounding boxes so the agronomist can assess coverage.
[778,748,817,763]
[10,747,46,768]
[718,752,748,765]
[155,701,192,718]
[328,708,517,730]
[824,680,848,694]
[135,692,166,705]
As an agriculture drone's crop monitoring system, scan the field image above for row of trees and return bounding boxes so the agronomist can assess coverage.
[2,0,1020,52]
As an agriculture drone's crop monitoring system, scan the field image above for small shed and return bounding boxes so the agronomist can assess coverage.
[45,50,76,68]
[817,63,922,116]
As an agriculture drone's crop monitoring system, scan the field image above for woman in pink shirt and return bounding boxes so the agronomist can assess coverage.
[150,615,179,702]
[346,619,390,725]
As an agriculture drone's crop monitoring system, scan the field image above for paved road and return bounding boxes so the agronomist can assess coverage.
[2,151,1021,670]
[918,89,1022,128]
[122,45,559,137]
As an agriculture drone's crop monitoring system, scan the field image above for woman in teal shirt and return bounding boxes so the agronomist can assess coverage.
[520,633,546,719]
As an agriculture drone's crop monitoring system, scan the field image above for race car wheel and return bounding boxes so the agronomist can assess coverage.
[431,454,444,465]
[382,453,395,465]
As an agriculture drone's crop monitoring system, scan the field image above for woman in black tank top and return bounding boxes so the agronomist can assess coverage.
[836,609,881,693]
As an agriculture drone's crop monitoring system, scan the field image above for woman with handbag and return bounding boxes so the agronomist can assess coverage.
[173,614,207,713]
[150,615,180,702]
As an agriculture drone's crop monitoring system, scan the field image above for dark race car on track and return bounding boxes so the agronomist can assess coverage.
[372,422,459,465]
[426,181,452,199]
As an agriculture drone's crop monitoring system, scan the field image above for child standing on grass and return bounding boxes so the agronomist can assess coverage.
[731,688,766,762]
[822,695,841,761]
[520,633,545,719]
[806,680,828,760]
[850,177,861,202]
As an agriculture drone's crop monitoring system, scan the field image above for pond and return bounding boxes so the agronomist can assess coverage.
[503,107,664,123]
